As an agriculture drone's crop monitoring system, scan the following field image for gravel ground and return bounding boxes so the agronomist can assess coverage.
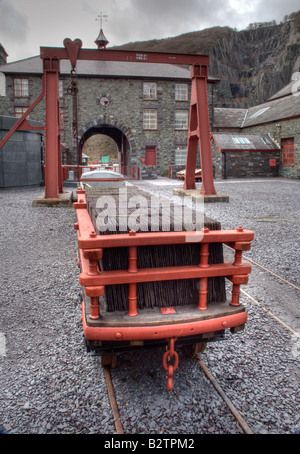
[0,178,299,435]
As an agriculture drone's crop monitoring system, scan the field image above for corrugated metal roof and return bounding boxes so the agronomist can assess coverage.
[0,55,191,79]
[212,133,279,151]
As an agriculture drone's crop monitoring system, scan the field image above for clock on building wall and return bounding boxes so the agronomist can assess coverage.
[97,94,110,107]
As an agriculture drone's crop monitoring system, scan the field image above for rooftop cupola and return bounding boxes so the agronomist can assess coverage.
[95,13,109,49]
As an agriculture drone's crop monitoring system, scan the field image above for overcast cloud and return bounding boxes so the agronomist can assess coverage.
[0,0,299,62]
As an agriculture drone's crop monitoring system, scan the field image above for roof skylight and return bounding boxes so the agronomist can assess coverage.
[232,137,251,144]
[249,107,270,119]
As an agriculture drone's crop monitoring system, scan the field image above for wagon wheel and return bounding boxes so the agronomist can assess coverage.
[101,354,117,369]
[183,341,207,358]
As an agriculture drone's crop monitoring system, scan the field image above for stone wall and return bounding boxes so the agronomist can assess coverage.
[0,72,216,176]
[0,74,45,120]
[211,140,280,179]
[213,115,300,179]
[75,77,192,174]
[243,118,300,179]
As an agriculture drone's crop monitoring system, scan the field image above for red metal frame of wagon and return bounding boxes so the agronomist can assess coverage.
[74,188,254,390]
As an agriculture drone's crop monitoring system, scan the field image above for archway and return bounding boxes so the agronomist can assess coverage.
[83,135,118,165]
[78,117,137,171]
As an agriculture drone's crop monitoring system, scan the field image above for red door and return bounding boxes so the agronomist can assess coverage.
[145,146,156,166]
[281,138,294,166]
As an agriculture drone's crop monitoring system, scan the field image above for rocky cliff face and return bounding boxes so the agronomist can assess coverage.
[208,16,300,106]
[113,11,300,107]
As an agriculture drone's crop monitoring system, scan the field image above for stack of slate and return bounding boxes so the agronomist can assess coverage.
[85,186,226,312]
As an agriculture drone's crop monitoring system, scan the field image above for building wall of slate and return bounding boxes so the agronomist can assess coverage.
[2,69,297,179]
[213,115,300,179]
[211,147,280,179]
[1,73,212,175]
[242,118,300,179]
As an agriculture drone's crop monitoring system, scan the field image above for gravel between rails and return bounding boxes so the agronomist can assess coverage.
[0,178,299,435]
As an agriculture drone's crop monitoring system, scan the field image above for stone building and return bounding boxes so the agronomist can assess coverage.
[0,41,218,177]
[211,132,280,179]
[212,79,300,179]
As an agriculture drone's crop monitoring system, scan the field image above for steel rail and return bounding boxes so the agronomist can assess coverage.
[195,356,253,434]
[103,365,124,434]
[102,353,254,434]
[243,255,300,292]
[223,244,300,292]
[241,288,300,338]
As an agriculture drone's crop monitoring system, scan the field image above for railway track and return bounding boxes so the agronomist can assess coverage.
[102,356,253,435]
[101,260,299,436]
[102,348,255,435]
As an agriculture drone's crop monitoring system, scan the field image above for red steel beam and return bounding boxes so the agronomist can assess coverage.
[81,307,247,342]
[184,65,216,194]
[74,192,254,249]
[77,229,254,249]
[79,262,252,287]
[43,63,60,199]
[40,40,214,197]
[40,45,209,67]
[0,91,45,150]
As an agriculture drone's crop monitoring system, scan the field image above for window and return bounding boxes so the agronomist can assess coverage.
[59,107,64,129]
[249,107,270,119]
[143,82,157,99]
[175,84,188,101]
[175,145,187,165]
[14,78,29,97]
[0,72,6,96]
[59,80,64,98]
[145,146,156,166]
[14,106,28,118]
[143,109,157,130]
[232,137,251,144]
[282,138,294,166]
[175,110,188,129]
[262,137,271,145]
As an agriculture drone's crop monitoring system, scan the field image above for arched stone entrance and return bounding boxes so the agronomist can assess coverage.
[78,116,137,169]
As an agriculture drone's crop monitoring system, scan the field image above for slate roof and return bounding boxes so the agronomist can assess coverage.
[269,79,300,100]
[214,87,300,129]
[212,133,280,151]
[213,108,247,128]
[0,55,191,80]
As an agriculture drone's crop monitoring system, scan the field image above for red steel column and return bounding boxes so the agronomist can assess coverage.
[43,58,60,199]
[184,64,216,195]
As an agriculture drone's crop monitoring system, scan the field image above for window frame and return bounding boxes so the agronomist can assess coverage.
[14,78,29,97]
[143,82,157,99]
[175,109,189,130]
[175,145,188,165]
[59,80,64,99]
[175,83,188,101]
[143,109,157,130]
[14,106,28,118]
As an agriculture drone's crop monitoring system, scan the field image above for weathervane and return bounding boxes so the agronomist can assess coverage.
[95,12,109,49]
[96,12,108,29]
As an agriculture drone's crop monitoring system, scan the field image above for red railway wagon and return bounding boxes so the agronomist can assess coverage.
[74,185,254,391]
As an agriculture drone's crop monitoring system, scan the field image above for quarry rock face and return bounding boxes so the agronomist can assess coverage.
[115,11,300,107]
[207,17,300,106]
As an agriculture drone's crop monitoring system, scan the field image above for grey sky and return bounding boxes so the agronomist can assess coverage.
[0,0,299,62]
